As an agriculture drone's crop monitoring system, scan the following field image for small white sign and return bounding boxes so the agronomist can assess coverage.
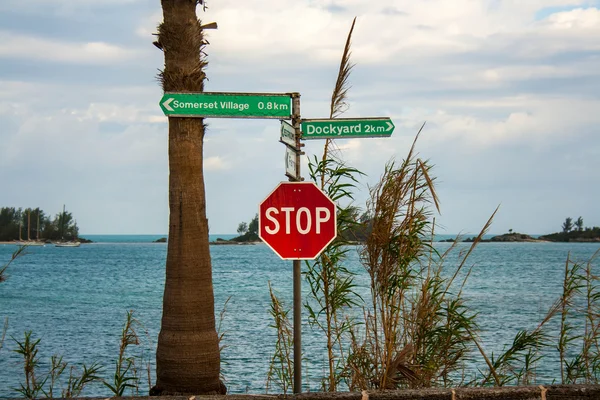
[285,146,297,177]
[280,121,296,147]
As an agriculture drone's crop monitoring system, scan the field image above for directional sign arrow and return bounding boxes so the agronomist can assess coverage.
[301,117,395,139]
[162,97,175,112]
[159,92,292,119]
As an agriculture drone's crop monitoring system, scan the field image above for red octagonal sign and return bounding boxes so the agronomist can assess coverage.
[259,182,337,260]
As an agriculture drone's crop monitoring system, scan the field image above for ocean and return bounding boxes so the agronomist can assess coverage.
[0,235,598,396]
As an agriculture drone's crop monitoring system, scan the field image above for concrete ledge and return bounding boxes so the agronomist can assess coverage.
[3,385,600,400]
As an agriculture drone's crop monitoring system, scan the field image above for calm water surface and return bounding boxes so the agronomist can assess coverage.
[0,235,598,396]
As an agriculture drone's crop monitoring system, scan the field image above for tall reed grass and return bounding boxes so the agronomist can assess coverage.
[0,245,26,284]
[1,246,27,354]
[266,283,294,394]
[345,132,494,390]
[104,310,142,396]
[268,120,600,391]
[264,15,600,389]
[6,309,152,398]
[10,331,103,399]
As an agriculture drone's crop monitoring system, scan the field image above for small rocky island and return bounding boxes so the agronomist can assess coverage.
[211,237,257,245]
[456,233,544,243]
[209,214,261,245]
[538,230,600,243]
[445,217,600,243]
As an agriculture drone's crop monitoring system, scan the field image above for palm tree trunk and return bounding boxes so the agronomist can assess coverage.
[154,0,223,394]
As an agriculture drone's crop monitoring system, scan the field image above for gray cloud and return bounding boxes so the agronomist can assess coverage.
[0,1,599,234]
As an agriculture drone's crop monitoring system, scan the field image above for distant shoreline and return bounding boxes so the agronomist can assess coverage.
[3,232,598,246]
[458,232,600,243]
[210,240,260,245]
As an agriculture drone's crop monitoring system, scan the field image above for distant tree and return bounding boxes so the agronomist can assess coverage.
[49,208,79,241]
[237,222,248,235]
[359,211,371,224]
[346,206,361,222]
[340,211,374,242]
[0,207,22,241]
[575,216,584,232]
[20,208,50,240]
[248,214,259,236]
[508,228,513,234]
[29,207,77,241]
[0,207,73,241]
[562,217,573,233]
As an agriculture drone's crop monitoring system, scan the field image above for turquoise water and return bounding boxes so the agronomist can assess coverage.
[0,236,598,396]
[79,234,238,243]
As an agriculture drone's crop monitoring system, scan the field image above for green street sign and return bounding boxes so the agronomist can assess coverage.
[280,121,296,147]
[301,118,395,139]
[160,92,292,119]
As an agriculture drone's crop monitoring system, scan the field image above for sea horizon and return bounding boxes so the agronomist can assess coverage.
[77,233,548,243]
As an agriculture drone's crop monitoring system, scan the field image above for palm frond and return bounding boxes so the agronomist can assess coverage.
[330,17,356,119]
[321,17,357,186]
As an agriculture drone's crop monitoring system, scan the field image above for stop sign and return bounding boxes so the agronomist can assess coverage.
[259,182,337,260]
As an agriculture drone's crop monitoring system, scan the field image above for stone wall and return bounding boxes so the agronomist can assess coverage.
[35,385,598,400]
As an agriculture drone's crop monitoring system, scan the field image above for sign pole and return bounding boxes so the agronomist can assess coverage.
[291,92,302,394]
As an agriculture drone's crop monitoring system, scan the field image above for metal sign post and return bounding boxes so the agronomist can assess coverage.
[291,93,302,394]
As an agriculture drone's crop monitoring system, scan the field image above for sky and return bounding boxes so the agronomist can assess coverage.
[0,0,599,236]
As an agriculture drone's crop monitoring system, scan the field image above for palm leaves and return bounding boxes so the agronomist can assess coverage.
[320,17,357,186]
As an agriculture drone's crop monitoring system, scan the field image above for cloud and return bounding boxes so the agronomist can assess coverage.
[0,108,165,169]
[545,6,600,28]
[137,2,600,72]
[1,0,600,234]
[0,0,143,15]
[136,11,163,38]
[204,156,229,171]
[72,103,163,124]
[0,31,139,64]
[386,94,600,151]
